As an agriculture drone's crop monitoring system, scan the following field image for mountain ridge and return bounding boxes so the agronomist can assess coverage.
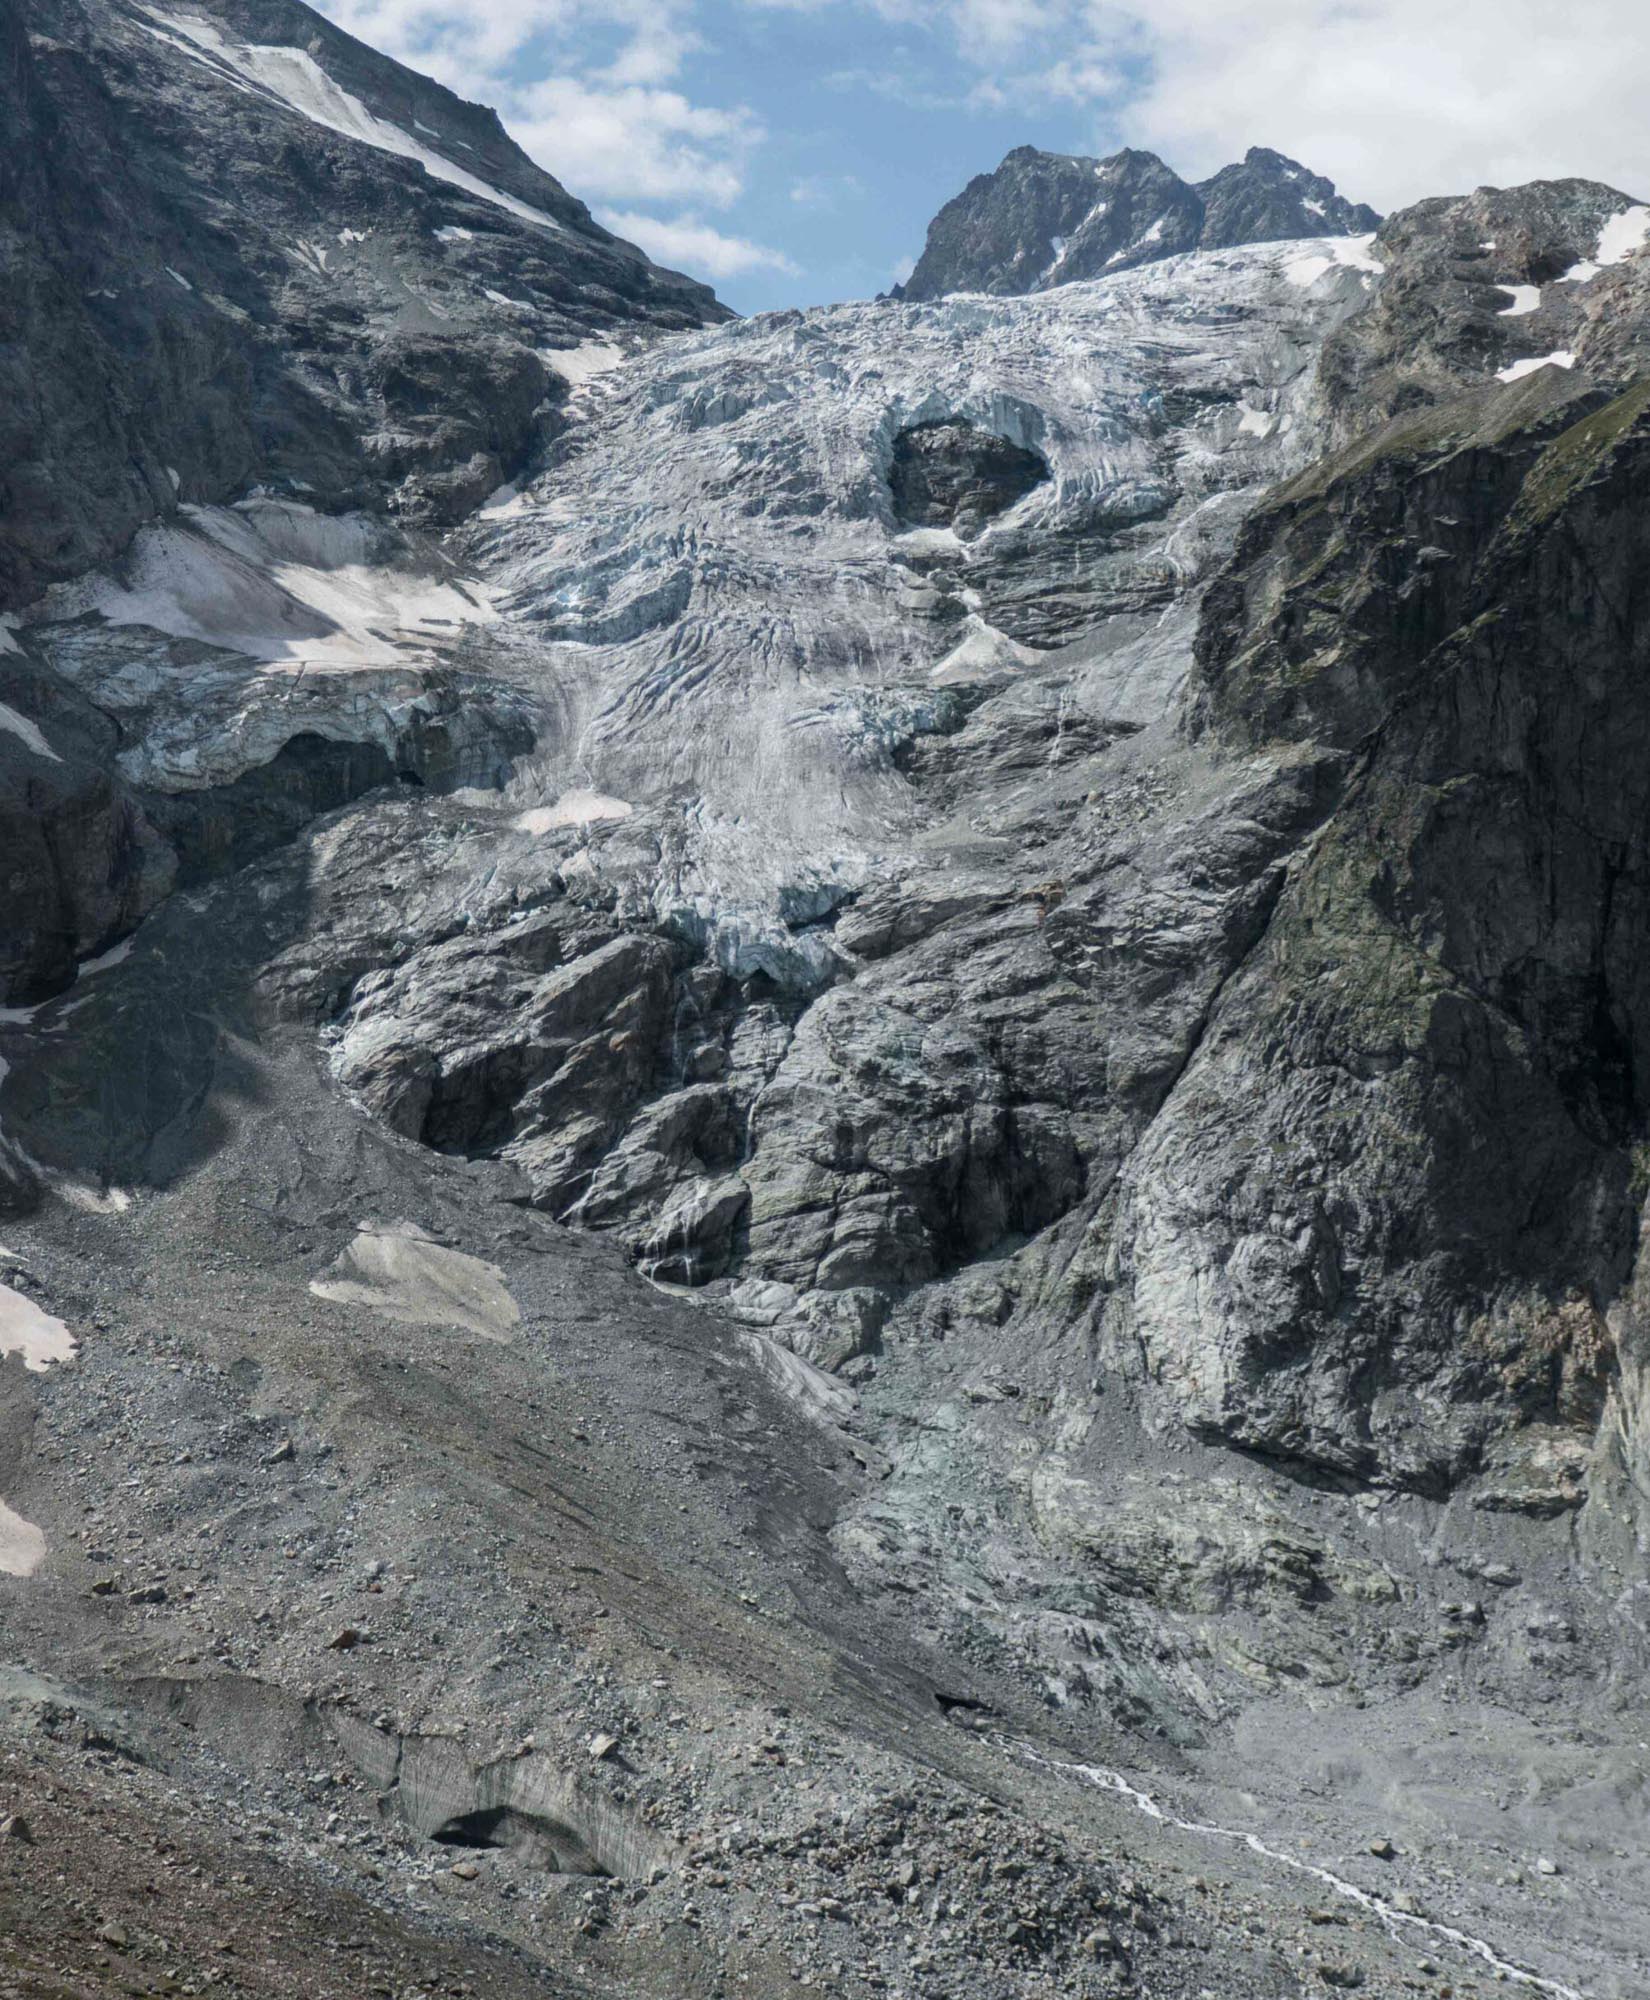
[895,141,1381,300]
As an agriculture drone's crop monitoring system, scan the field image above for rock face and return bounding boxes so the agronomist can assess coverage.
[0,0,725,610]
[5,11,1650,1995]
[887,419,1050,536]
[0,0,721,1002]
[1197,145,1381,250]
[898,142,1379,301]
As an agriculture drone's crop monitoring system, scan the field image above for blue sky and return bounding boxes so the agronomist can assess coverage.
[312,0,1649,316]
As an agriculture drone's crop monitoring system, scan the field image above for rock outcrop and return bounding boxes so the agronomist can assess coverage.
[897,142,1379,301]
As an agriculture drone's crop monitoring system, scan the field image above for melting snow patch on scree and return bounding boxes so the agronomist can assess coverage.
[1498,351,1577,384]
[0,1281,77,1372]
[1497,285,1542,316]
[310,1222,521,1342]
[0,1502,46,1579]
[138,10,567,236]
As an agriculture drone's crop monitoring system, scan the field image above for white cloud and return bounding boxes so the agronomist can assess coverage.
[598,209,801,277]
[790,173,865,208]
[1111,0,1649,208]
[508,80,762,209]
[805,0,1649,211]
[313,0,764,218]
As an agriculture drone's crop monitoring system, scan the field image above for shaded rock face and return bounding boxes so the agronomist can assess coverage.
[898,142,1379,301]
[887,419,1050,537]
[1132,370,1650,1489]
[0,0,726,610]
[1196,145,1380,250]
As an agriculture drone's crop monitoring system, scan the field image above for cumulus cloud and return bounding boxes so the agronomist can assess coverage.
[811,0,1648,209]
[313,0,763,220]
[1111,0,1650,208]
[598,209,801,277]
[508,80,762,209]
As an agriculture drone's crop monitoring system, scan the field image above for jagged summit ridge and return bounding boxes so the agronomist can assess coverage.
[897,141,1381,300]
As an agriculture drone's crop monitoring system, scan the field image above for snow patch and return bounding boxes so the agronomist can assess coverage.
[542,340,629,389]
[0,1282,77,1373]
[1236,402,1277,439]
[77,939,132,981]
[1595,205,1650,265]
[46,500,496,675]
[310,1221,521,1342]
[484,288,530,309]
[434,225,473,244]
[165,266,193,291]
[1497,284,1541,316]
[515,790,633,832]
[930,614,1041,684]
[57,1183,133,1215]
[141,11,567,236]
[0,1502,46,1580]
[1560,204,1650,283]
[1497,350,1577,384]
[892,526,964,556]
[0,704,61,764]
[1284,234,1384,289]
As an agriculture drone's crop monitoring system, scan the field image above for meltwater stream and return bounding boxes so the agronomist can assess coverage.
[999,1739,1585,2000]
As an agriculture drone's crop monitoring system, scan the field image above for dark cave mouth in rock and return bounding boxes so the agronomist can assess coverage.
[888,418,1050,539]
[430,1805,611,1874]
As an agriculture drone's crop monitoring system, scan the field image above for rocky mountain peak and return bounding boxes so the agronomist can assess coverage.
[897,140,1381,300]
[1195,144,1381,248]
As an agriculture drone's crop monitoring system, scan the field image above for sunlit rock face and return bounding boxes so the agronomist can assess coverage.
[7,10,1650,1988]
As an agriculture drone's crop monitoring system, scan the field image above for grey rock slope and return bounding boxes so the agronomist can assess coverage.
[898,142,1380,300]
[3,11,1650,1994]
